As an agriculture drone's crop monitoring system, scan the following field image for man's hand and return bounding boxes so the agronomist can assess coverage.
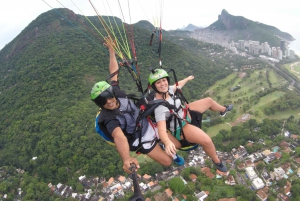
[103,37,116,52]
[123,158,140,173]
[103,36,118,81]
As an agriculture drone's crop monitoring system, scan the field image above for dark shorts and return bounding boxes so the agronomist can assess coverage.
[179,110,203,150]
[131,140,158,154]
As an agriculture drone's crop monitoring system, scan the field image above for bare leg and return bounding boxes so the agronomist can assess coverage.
[188,97,226,114]
[156,130,182,149]
[167,131,182,149]
[182,124,220,164]
[147,144,173,166]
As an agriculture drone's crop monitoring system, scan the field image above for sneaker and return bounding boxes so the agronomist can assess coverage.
[213,159,227,172]
[159,144,185,166]
[173,154,185,166]
[220,105,233,117]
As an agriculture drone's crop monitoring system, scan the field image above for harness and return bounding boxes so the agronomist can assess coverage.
[95,95,167,152]
[95,68,202,152]
[166,91,188,136]
[164,90,202,151]
[95,97,139,146]
[150,68,203,151]
[139,87,203,151]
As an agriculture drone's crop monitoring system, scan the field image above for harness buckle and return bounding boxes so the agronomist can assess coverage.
[140,104,146,110]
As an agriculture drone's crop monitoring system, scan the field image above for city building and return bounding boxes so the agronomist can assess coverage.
[261,42,270,54]
[261,172,272,186]
[280,40,286,54]
[252,177,265,190]
[272,47,277,58]
[273,167,285,180]
[245,167,258,180]
[238,40,245,50]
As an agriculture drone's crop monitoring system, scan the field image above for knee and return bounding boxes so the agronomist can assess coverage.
[205,97,213,103]
[160,157,173,166]
[199,137,213,147]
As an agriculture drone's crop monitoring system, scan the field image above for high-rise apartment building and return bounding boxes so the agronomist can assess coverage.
[280,40,286,54]
[278,49,283,60]
[268,47,272,56]
[272,47,277,58]
[254,43,260,55]
[249,42,254,54]
[238,40,245,50]
[261,43,266,54]
[261,42,269,54]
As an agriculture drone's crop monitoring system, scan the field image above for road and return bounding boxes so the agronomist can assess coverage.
[270,63,300,94]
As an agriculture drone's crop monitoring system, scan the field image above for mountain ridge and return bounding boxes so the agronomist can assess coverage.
[167,9,293,48]
[204,9,293,47]
[178,24,202,31]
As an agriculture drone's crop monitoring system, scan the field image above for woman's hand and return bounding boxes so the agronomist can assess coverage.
[187,75,194,81]
[163,140,177,157]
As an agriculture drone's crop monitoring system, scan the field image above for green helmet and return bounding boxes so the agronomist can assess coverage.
[148,69,170,93]
[148,69,169,85]
[91,81,114,107]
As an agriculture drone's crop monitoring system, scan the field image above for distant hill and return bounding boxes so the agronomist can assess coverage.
[179,24,202,31]
[134,20,155,31]
[167,24,202,38]
[168,30,191,38]
[204,9,294,47]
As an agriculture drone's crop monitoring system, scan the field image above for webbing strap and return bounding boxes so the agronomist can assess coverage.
[134,99,165,146]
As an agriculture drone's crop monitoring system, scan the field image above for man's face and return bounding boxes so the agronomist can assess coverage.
[103,97,118,110]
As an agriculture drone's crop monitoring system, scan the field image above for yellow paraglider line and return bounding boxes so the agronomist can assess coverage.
[43,0,165,94]
[88,0,133,60]
[104,0,131,59]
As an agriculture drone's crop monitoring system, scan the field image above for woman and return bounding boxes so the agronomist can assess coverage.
[148,68,233,172]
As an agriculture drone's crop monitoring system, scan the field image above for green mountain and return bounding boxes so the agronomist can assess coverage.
[207,9,294,47]
[0,8,241,183]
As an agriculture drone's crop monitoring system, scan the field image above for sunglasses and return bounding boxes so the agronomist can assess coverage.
[95,87,115,106]
[100,89,114,99]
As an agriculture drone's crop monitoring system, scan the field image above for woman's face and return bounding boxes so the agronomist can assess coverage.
[154,77,169,93]
[103,97,118,110]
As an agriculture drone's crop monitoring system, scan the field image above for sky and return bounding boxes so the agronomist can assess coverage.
[1,0,300,53]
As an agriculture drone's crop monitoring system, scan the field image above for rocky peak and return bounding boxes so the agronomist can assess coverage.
[218,9,233,30]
